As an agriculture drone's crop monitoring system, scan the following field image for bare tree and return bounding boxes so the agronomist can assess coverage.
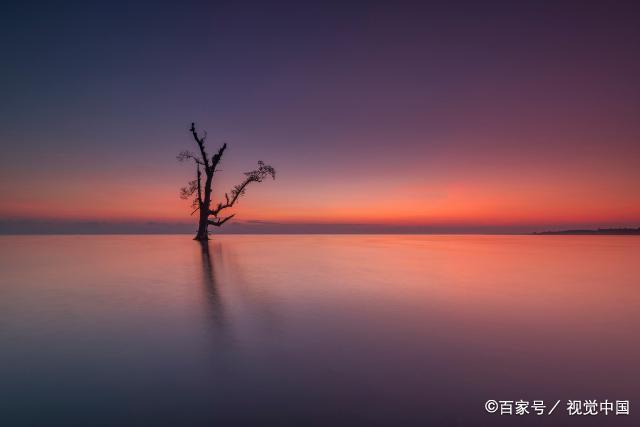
[178,122,275,241]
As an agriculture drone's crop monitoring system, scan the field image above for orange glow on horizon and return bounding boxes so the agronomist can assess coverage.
[1,142,638,228]
[3,178,638,227]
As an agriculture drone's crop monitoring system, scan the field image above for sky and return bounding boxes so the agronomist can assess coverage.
[1,0,639,233]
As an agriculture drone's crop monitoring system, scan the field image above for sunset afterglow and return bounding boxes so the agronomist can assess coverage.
[1,2,638,232]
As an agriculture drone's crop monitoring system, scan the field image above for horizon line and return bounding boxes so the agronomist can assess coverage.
[1,218,639,236]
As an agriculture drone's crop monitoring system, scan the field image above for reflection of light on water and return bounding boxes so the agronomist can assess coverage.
[1,235,639,424]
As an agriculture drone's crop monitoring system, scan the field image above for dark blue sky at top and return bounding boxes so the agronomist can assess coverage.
[1,0,639,232]
[3,0,638,152]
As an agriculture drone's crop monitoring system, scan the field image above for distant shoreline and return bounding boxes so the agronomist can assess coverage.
[533,228,640,235]
[2,221,640,236]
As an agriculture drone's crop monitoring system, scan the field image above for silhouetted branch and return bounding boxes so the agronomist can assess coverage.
[190,122,209,167]
[180,179,198,200]
[196,166,202,205]
[208,214,235,227]
[210,161,276,217]
[210,142,227,172]
[177,150,205,166]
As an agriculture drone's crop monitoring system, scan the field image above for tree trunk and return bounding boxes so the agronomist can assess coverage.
[194,168,214,241]
[194,209,209,240]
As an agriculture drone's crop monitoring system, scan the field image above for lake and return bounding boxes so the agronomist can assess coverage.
[0,235,638,426]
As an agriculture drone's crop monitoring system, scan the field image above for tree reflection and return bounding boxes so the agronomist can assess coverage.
[198,240,230,337]
[197,238,280,344]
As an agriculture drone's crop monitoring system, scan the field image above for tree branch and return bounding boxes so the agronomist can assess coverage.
[176,150,205,166]
[208,214,235,227]
[209,161,275,217]
[210,180,250,217]
[209,142,227,173]
[190,122,209,167]
[196,165,202,205]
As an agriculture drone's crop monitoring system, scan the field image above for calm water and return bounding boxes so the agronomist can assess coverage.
[0,235,638,426]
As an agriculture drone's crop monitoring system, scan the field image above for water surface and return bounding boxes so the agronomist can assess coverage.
[1,235,638,426]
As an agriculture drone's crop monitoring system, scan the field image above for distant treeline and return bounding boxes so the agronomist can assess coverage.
[534,228,640,235]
